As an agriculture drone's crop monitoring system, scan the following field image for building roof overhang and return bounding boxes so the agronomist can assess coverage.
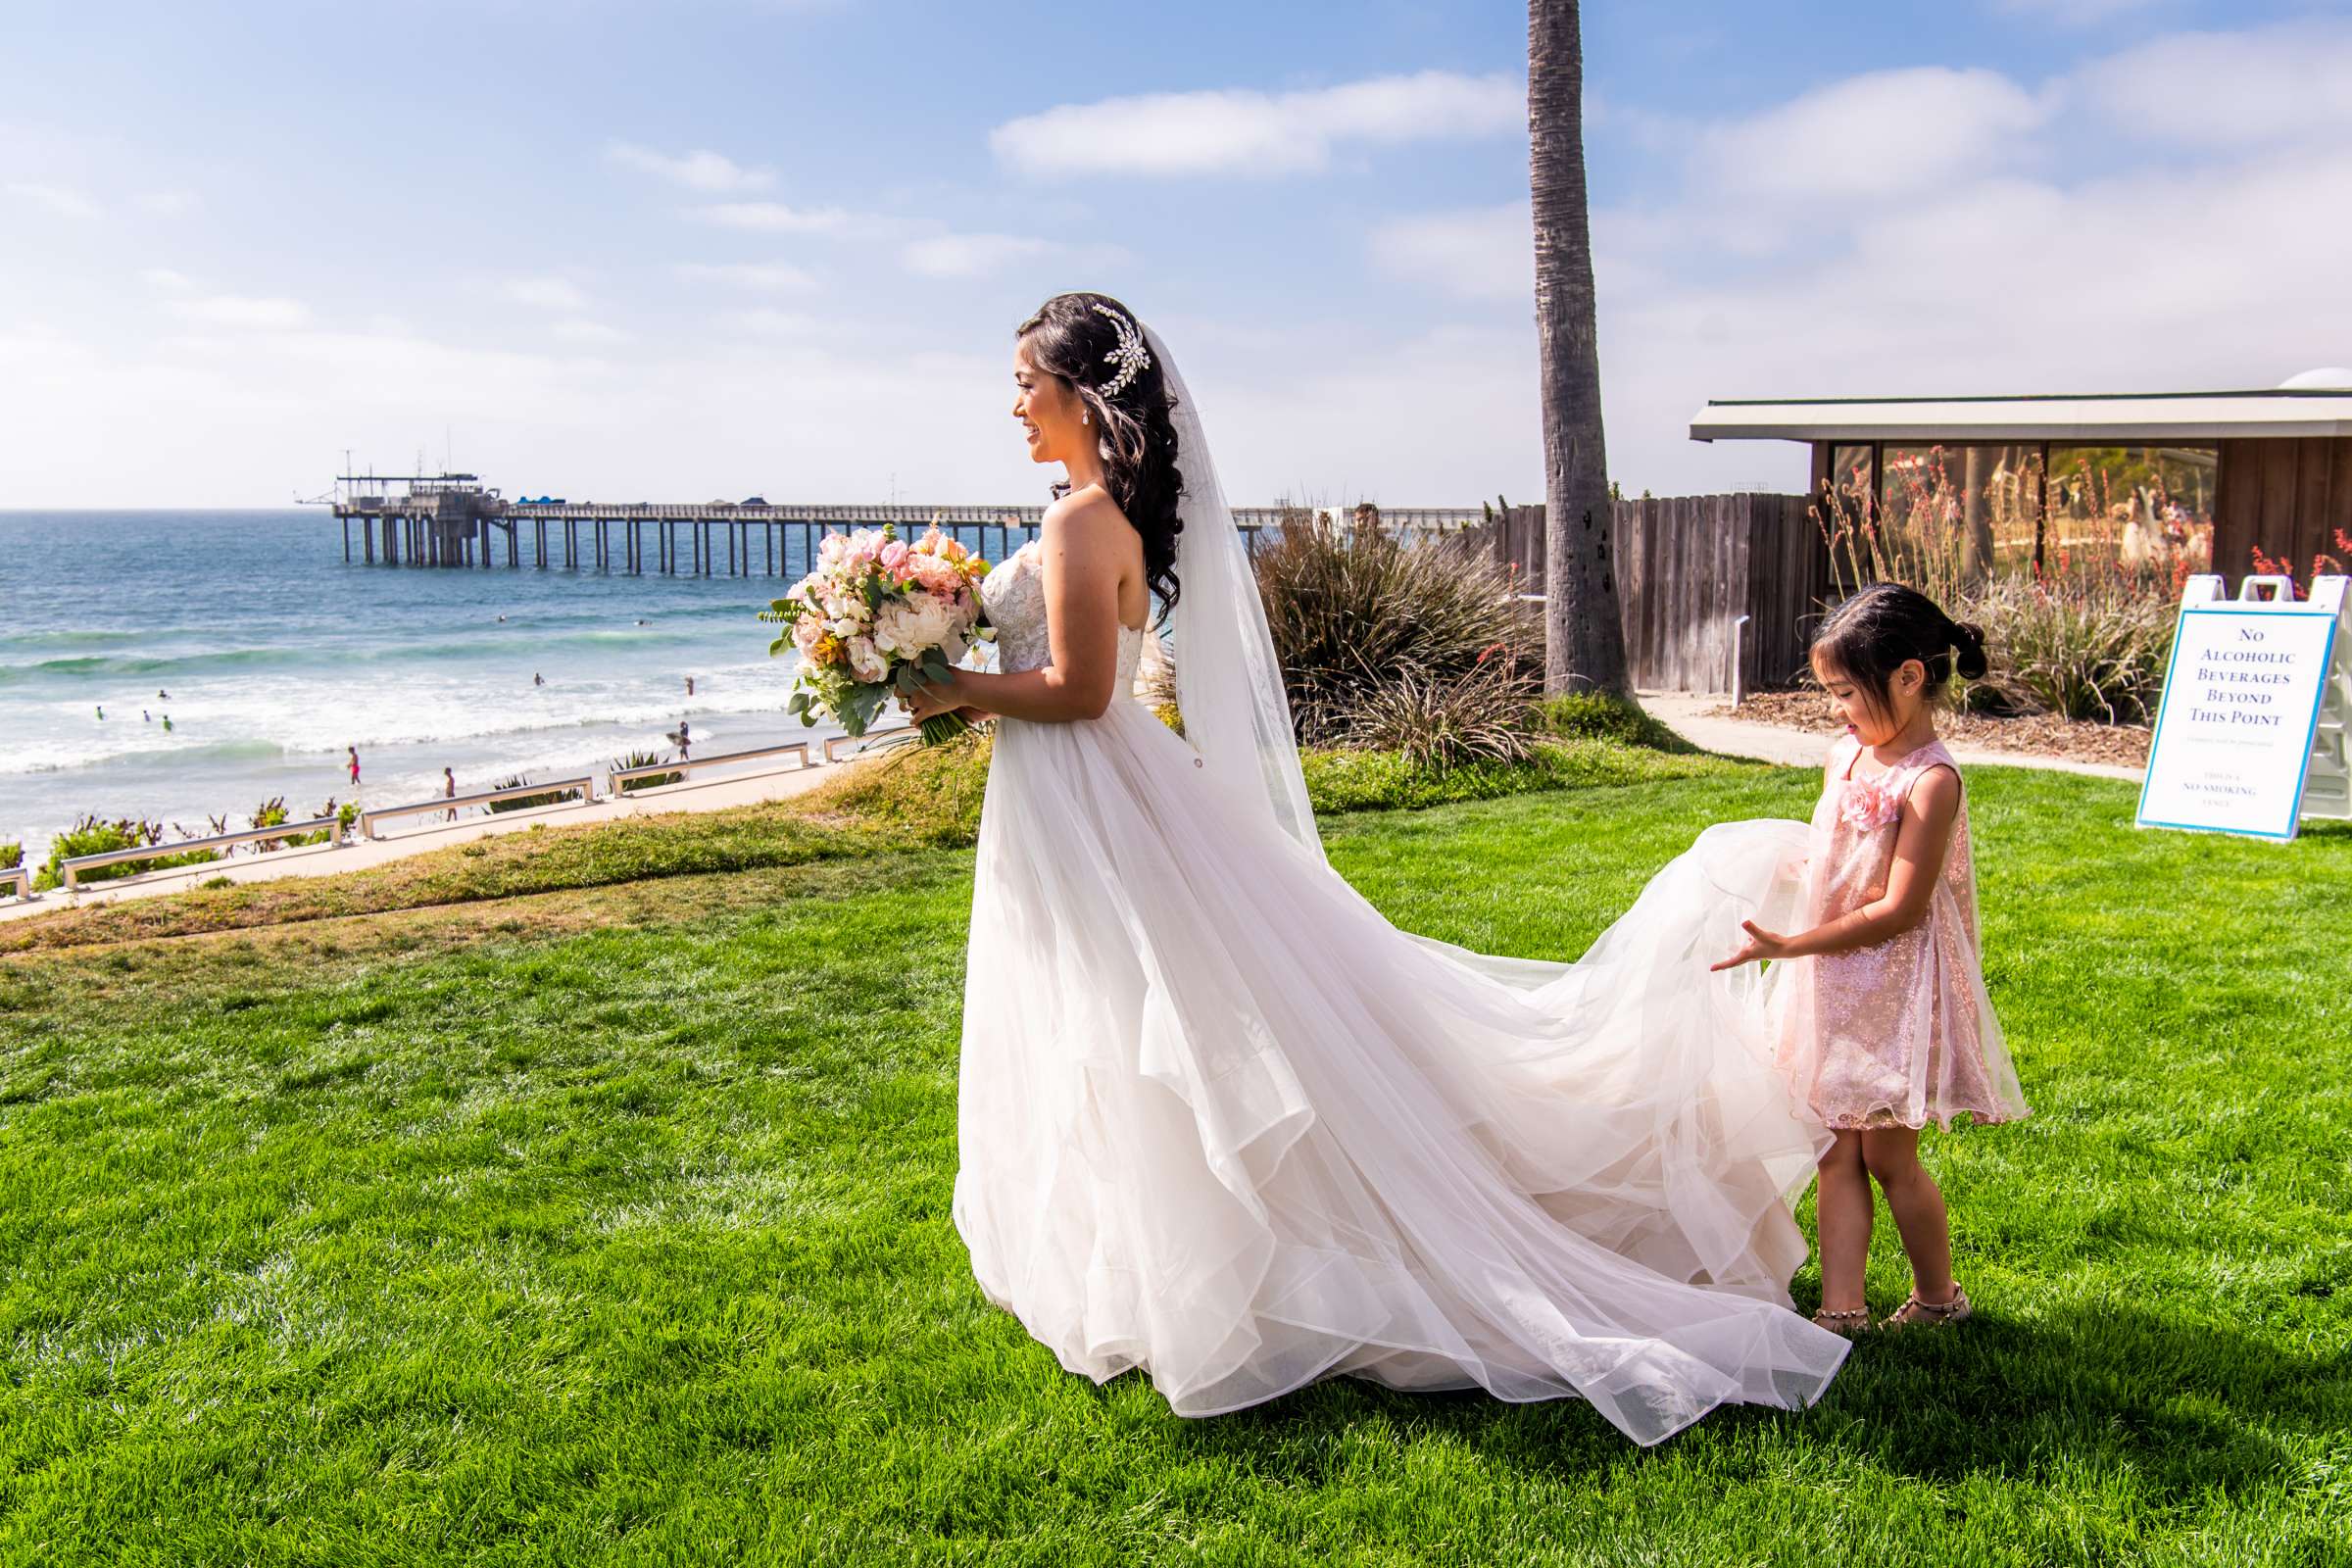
[1689,389,2352,444]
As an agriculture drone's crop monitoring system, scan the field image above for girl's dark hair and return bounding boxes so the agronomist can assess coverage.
[1015,291,1184,613]
[1810,583,1988,716]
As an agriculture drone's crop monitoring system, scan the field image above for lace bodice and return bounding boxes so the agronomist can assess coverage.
[980,541,1146,687]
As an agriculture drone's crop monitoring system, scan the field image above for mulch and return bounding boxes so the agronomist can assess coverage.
[1708,690,2153,768]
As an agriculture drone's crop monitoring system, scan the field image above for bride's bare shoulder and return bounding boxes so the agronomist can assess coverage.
[1041,485,1132,546]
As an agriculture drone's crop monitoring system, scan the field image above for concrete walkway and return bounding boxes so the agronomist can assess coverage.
[1640,692,2147,783]
[0,749,860,925]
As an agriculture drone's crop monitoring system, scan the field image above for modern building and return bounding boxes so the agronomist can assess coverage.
[1690,372,2352,582]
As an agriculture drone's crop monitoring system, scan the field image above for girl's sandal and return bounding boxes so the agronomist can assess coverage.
[1810,1307,1871,1336]
[1884,1283,1971,1329]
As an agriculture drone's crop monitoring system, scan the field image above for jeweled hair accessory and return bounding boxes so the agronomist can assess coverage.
[1093,302,1152,397]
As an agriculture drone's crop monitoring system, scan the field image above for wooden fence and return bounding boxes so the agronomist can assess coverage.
[1471,495,1831,695]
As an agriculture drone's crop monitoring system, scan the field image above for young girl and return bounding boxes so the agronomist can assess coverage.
[1714,583,2030,1333]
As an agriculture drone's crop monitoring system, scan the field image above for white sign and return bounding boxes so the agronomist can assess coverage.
[2137,574,2347,840]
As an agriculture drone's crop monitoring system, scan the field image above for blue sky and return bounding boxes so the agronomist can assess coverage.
[4,0,2348,507]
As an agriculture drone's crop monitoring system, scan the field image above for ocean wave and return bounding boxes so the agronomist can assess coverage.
[0,646,314,686]
[0,736,292,776]
[0,620,773,688]
[0,670,821,777]
[0,628,148,651]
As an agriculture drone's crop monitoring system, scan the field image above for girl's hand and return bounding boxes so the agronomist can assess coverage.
[1711,920,1792,971]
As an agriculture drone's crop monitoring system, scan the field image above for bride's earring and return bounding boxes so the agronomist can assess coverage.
[1080,408,1090,425]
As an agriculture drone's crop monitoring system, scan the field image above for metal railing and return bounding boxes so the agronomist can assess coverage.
[823,726,916,763]
[60,814,345,890]
[610,740,811,793]
[360,776,596,839]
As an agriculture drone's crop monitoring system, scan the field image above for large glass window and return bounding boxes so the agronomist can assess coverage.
[2045,445,2215,575]
[1875,444,2044,579]
[1827,444,1874,514]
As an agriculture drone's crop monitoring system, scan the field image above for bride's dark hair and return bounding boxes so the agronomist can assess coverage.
[1016,291,1185,613]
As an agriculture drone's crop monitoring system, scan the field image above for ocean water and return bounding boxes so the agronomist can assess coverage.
[0,510,867,866]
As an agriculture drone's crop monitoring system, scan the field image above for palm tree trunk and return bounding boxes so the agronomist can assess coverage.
[1529,0,1630,698]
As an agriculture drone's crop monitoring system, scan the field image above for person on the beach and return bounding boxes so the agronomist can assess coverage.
[161,714,172,732]
[143,710,151,722]
[96,706,104,720]
[1714,583,2030,1334]
[533,672,544,687]
[444,767,458,822]
[347,747,361,791]
[685,675,695,698]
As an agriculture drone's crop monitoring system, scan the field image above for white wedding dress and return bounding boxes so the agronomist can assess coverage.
[953,552,1848,1446]
[950,322,1847,1446]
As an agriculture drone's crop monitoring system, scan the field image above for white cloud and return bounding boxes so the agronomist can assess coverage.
[502,275,593,311]
[673,261,819,292]
[1371,203,1531,302]
[1694,66,2051,201]
[135,188,201,217]
[552,318,629,344]
[900,232,1056,279]
[5,180,101,218]
[1365,22,2352,497]
[170,294,313,330]
[990,70,1523,177]
[141,268,198,292]
[2074,22,2352,148]
[690,201,854,233]
[607,141,775,192]
[724,307,823,337]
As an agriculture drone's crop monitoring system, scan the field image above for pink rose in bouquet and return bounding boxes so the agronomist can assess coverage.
[760,521,992,744]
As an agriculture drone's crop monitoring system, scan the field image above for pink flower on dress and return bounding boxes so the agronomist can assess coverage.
[1839,771,1906,832]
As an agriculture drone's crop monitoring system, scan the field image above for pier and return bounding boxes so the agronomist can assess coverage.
[323,473,1490,576]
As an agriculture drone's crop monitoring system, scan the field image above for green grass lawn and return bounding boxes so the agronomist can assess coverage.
[1,762,2346,1565]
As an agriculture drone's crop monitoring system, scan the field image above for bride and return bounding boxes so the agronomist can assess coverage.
[904,292,1848,1445]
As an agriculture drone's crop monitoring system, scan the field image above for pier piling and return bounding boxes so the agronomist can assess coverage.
[325,474,1481,586]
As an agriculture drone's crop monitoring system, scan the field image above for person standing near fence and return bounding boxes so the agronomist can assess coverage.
[444,767,458,822]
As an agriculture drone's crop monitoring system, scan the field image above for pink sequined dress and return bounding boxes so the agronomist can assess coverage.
[1772,734,2029,1132]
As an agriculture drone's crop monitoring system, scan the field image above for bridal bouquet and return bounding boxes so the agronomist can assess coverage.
[761,522,991,744]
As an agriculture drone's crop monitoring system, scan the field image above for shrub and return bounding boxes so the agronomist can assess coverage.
[249,796,290,852]
[0,841,19,871]
[1963,576,2175,723]
[612,750,683,794]
[280,798,348,848]
[1247,512,1539,747]
[1340,661,1538,771]
[485,774,578,814]
[32,813,219,891]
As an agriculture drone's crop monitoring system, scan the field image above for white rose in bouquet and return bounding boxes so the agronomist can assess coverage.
[874,596,955,660]
[760,519,996,744]
[846,635,889,684]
